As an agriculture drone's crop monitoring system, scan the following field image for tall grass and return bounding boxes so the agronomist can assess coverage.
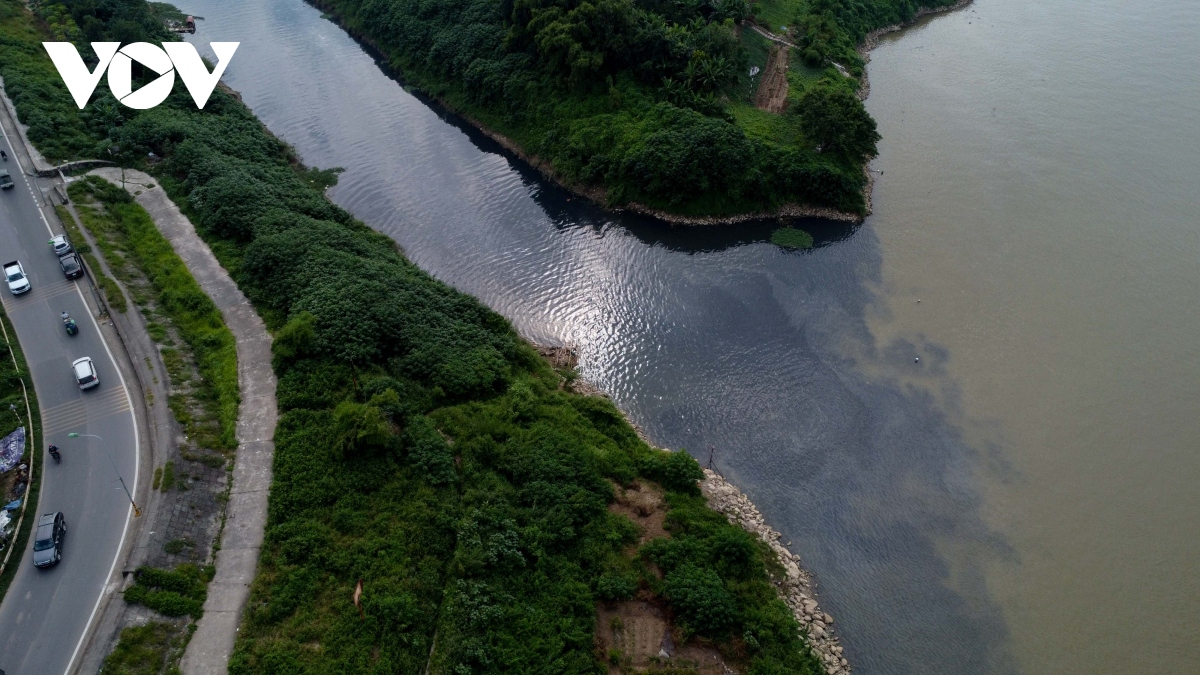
[69,177,239,449]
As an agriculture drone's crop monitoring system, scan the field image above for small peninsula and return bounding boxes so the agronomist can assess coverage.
[310,0,961,222]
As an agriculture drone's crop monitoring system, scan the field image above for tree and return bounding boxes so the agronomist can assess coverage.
[663,564,738,637]
[795,85,880,160]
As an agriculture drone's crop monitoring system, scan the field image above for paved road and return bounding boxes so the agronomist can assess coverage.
[0,133,140,673]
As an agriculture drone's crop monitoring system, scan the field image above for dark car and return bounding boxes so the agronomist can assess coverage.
[0,170,13,190]
[58,252,83,279]
[32,512,66,568]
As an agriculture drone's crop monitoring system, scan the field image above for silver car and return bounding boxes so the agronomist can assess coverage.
[32,512,66,568]
[49,234,73,256]
[72,356,99,390]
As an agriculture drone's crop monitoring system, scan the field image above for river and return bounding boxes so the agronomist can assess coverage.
[182,0,1200,673]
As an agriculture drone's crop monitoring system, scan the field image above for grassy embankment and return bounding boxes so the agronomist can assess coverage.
[58,174,238,671]
[2,0,827,671]
[68,176,239,450]
[0,308,42,601]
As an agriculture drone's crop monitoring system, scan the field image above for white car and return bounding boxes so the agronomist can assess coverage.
[3,260,30,295]
[49,234,73,256]
[72,356,99,390]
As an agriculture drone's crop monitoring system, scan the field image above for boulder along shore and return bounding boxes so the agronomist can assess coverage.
[700,470,850,675]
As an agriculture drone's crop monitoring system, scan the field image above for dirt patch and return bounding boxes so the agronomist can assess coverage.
[754,44,790,113]
[609,479,668,545]
[596,600,734,674]
[599,481,737,673]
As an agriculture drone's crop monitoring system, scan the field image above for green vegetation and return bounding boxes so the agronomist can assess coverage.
[1,0,828,671]
[790,0,959,74]
[311,0,877,216]
[298,0,953,217]
[122,564,213,619]
[159,459,175,492]
[0,308,41,602]
[53,204,130,313]
[68,176,239,449]
[163,538,193,555]
[771,227,814,249]
[99,621,189,675]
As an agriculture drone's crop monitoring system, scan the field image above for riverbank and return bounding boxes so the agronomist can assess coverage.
[304,0,873,224]
[418,101,867,226]
[539,344,851,674]
[701,470,850,675]
[855,0,975,102]
[397,90,867,226]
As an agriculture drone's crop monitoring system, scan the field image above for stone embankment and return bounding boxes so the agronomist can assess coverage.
[700,470,850,675]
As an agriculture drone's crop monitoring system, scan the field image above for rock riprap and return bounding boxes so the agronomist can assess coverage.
[699,469,851,675]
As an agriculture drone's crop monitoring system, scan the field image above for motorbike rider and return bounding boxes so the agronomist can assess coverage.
[48,444,61,462]
[1,149,7,160]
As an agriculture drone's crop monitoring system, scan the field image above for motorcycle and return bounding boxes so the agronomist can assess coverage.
[48,445,61,463]
[61,311,78,336]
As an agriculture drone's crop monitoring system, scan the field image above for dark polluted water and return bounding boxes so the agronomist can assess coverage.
[183,2,1021,673]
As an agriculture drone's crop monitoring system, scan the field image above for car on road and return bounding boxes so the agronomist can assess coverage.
[32,512,66,568]
[72,356,99,389]
[0,170,13,190]
[3,260,30,295]
[58,252,83,279]
[49,234,73,256]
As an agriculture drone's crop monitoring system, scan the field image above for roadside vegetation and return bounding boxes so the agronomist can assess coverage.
[99,620,190,675]
[53,203,129,313]
[68,176,239,451]
[0,308,41,602]
[1,0,836,671]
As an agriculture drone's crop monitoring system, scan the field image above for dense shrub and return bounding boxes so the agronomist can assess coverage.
[664,564,739,636]
[122,564,211,619]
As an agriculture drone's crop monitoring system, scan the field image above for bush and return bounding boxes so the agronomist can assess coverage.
[100,622,188,675]
[664,564,738,637]
[771,227,814,249]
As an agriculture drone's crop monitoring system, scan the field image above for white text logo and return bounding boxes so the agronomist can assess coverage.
[43,42,239,110]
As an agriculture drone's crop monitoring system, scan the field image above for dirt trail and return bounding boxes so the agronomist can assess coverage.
[754,44,790,113]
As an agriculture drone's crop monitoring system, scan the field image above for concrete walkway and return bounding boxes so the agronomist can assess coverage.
[91,168,277,674]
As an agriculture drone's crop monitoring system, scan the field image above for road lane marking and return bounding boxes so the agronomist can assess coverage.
[35,279,81,303]
[42,399,88,436]
[41,388,132,437]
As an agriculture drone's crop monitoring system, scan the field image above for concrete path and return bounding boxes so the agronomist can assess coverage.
[91,168,276,675]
